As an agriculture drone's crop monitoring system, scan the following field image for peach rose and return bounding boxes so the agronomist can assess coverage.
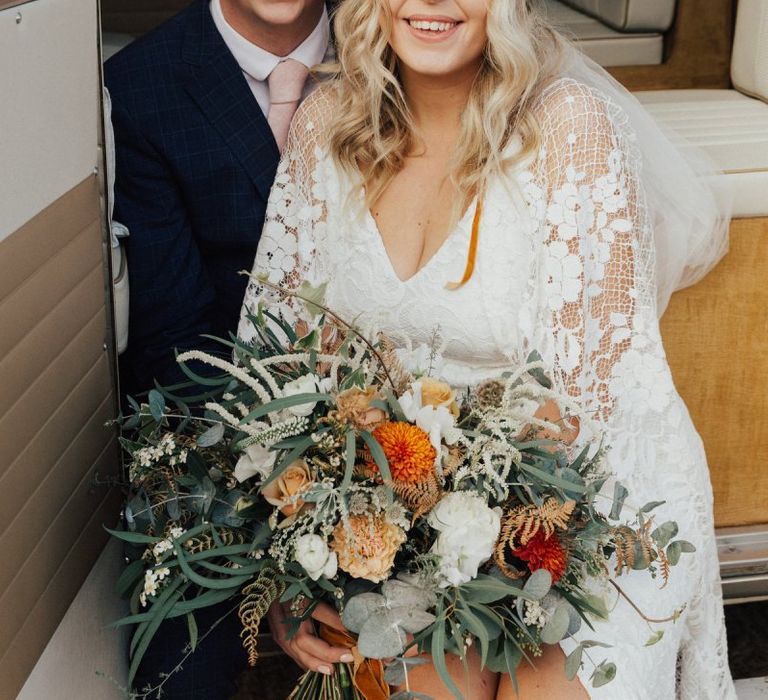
[331,513,406,583]
[261,460,314,516]
[420,378,460,418]
[335,387,387,430]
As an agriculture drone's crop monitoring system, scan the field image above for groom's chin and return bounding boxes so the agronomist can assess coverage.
[236,0,319,27]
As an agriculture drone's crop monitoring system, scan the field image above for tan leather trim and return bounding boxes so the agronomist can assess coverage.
[661,217,768,528]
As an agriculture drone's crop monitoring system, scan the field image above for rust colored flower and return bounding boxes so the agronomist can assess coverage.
[369,422,436,483]
[331,513,406,583]
[512,530,568,582]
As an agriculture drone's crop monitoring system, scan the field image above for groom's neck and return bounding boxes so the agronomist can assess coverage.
[220,0,324,57]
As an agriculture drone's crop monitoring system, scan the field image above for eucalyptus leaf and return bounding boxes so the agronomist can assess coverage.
[384,662,407,687]
[148,390,166,422]
[197,422,225,447]
[667,540,683,566]
[523,569,552,601]
[609,482,629,520]
[357,609,407,659]
[645,630,664,646]
[342,592,386,634]
[186,612,198,652]
[564,645,583,680]
[641,500,666,513]
[392,607,436,635]
[591,661,617,688]
[298,280,328,317]
[564,601,582,636]
[383,579,436,610]
[651,521,678,548]
[540,604,570,644]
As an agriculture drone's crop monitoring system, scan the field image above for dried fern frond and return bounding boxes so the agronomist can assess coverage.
[183,527,246,555]
[376,335,413,395]
[239,567,286,667]
[501,498,576,547]
[658,547,671,589]
[610,522,655,576]
[494,498,575,579]
[392,474,443,522]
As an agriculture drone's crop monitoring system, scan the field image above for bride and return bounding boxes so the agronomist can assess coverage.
[238,0,736,697]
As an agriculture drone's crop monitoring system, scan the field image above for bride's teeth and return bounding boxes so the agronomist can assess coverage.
[409,19,456,32]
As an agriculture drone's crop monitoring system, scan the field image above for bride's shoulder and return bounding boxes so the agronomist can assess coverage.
[289,80,342,148]
[530,76,617,141]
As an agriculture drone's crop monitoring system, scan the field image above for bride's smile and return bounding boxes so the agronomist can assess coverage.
[387,0,488,77]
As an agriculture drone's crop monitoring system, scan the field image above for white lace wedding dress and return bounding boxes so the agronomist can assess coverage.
[238,80,736,699]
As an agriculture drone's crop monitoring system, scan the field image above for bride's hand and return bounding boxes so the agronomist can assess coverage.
[524,399,580,446]
[266,599,354,675]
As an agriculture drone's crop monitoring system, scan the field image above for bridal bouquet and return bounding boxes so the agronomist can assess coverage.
[111,282,693,699]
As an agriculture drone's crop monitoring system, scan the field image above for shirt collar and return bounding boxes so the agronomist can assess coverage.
[210,0,330,82]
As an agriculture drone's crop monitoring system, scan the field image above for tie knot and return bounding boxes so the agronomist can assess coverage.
[268,58,310,105]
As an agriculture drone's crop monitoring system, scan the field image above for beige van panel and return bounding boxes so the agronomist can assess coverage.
[0,177,119,695]
[0,0,119,695]
[0,0,99,242]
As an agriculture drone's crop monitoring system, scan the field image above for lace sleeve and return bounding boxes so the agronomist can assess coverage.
[237,85,336,343]
[531,79,655,423]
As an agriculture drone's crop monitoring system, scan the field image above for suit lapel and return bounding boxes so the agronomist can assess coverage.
[180,0,280,202]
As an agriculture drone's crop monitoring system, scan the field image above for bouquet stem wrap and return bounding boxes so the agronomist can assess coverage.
[318,623,389,700]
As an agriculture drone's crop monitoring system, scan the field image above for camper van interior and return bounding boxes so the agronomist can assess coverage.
[1,0,766,698]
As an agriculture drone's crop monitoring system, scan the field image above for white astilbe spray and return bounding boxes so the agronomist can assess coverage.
[203,402,266,438]
[236,416,310,450]
[176,350,275,406]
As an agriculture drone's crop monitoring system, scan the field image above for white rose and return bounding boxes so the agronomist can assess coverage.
[294,534,338,581]
[233,443,275,483]
[428,493,501,587]
[283,374,320,417]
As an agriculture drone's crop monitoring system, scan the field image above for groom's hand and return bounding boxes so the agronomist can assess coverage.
[267,600,354,675]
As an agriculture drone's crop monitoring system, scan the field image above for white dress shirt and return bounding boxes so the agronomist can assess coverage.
[210,0,330,117]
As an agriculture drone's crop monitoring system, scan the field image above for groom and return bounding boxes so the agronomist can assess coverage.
[106,0,332,401]
[105,0,331,696]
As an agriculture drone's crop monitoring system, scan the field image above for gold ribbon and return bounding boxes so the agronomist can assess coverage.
[318,623,389,700]
[446,197,483,291]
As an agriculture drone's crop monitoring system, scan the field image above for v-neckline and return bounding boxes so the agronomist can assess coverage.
[364,197,478,285]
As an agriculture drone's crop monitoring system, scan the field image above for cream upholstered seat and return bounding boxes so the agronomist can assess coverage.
[636,0,768,217]
[540,0,677,67]
[541,0,664,66]
[559,0,676,32]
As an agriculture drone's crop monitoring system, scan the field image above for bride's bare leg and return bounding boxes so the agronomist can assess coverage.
[495,645,589,699]
[394,647,499,700]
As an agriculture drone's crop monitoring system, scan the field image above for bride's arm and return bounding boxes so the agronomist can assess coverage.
[237,86,335,344]
[531,79,653,424]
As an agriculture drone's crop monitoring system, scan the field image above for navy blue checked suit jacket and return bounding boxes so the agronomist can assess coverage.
[106,0,283,397]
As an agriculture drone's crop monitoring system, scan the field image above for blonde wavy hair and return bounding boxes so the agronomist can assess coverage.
[327,0,565,210]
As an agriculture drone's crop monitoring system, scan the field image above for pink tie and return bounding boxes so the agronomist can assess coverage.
[267,58,310,152]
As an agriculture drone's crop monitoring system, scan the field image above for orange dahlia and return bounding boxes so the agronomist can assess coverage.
[512,530,568,582]
[369,421,436,483]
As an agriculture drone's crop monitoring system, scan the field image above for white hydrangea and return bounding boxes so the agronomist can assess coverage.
[428,493,501,587]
